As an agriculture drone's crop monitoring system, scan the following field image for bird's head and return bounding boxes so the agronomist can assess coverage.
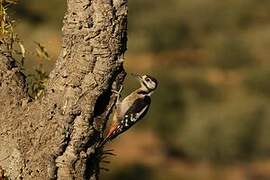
[131,73,158,93]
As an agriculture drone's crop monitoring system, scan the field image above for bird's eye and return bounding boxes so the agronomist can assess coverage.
[145,78,150,82]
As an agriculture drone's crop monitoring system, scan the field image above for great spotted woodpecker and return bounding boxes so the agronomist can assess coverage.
[100,74,158,146]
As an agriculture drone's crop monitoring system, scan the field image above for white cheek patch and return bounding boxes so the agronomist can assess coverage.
[148,81,156,89]
[143,80,156,90]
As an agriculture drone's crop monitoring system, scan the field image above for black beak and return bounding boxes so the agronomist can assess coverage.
[131,73,143,81]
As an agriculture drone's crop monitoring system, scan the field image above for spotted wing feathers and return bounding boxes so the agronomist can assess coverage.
[105,96,151,142]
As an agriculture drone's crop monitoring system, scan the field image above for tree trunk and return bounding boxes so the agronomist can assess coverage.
[0,0,128,179]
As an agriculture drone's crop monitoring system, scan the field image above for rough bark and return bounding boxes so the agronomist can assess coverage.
[0,0,128,179]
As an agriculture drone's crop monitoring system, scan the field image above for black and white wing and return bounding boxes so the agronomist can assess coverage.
[109,96,151,140]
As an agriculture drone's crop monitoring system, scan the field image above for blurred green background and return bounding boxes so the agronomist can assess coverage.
[8,0,270,179]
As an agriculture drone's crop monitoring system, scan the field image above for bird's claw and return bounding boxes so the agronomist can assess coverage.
[112,85,123,104]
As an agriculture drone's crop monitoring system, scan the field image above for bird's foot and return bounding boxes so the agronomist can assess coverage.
[112,85,123,105]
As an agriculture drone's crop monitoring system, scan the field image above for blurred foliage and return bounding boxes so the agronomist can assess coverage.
[180,100,268,163]
[244,68,270,98]
[1,1,49,99]
[182,75,222,102]
[128,0,270,53]
[0,0,16,36]
[26,67,48,98]
[10,0,64,27]
[0,0,24,56]
[143,68,270,163]
[209,35,255,70]
[21,41,50,99]
[150,73,186,143]
[106,163,154,180]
